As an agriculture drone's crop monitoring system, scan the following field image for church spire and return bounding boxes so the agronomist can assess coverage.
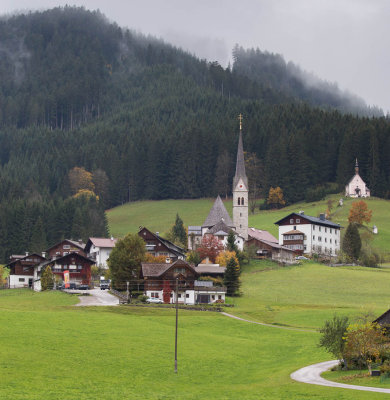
[233,114,248,189]
[355,158,359,175]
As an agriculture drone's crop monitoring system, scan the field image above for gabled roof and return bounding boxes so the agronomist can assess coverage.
[233,130,248,189]
[37,252,95,268]
[141,260,197,278]
[45,239,85,252]
[248,227,278,243]
[139,227,186,258]
[202,196,234,228]
[374,309,390,326]
[206,219,234,235]
[194,265,226,275]
[6,253,46,267]
[85,237,117,252]
[256,238,295,252]
[274,213,341,229]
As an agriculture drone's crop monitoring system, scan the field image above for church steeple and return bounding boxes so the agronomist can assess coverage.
[233,114,248,189]
[232,114,248,240]
[355,158,359,175]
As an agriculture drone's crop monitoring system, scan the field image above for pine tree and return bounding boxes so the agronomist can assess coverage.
[41,266,54,290]
[223,256,240,296]
[171,214,187,247]
[342,223,362,262]
[226,231,238,253]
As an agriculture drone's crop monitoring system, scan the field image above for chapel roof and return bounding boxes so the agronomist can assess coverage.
[202,196,234,228]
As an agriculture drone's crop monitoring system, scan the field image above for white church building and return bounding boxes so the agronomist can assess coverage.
[188,116,248,251]
[345,159,370,198]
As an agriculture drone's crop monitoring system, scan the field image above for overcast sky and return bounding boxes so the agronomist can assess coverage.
[1,0,389,113]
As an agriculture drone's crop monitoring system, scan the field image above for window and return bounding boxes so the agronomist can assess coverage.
[77,265,82,270]
[63,252,69,256]
[296,219,300,223]
[335,240,337,245]
[178,294,182,298]
[19,278,25,282]
[218,295,222,300]
[212,295,215,300]
[238,198,240,205]
[325,228,327,233]
[241,197,244,205]
[294,226,296,230]
[304,245,307,251]
[313,235,315,240]
[330,229,332,234]
[240,213,242,217]
[325,238,327,243]
[186,294,189,298]
[319,227,321,232]
[330,239,332,244]
[63,245,70,249]
[313,225,315,231]
[318,236,322,242]
[290,219,294,224]
[174,267,186,275]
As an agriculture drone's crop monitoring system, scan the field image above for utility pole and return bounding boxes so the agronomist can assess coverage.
[126,281,130,304]
[174,277,179,373]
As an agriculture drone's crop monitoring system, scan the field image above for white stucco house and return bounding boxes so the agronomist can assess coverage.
[84,237,117,269]
[275,212,341,257]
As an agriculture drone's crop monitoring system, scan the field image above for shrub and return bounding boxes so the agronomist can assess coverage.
[138,294,148,303]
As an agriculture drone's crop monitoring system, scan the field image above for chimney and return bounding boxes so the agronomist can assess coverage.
[319,213,325,221]
[25,252,29,256]
[156,232,159,236]
[111,236,114,241]
[42,252,46,259]
[78,239,82,244]
[299,210,304,215]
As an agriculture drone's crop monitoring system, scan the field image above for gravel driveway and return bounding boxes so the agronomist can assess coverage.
[291,360,390,394]
[69,288,119,306]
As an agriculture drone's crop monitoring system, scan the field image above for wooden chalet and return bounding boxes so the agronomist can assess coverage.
[6,253,46,288]
[138,227,186,262]
[247,227,295,263]
[45,239,86,259]
[141,259,226,304]
[34,252,95,291]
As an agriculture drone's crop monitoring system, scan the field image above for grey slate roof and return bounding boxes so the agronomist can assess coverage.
[202,196,234,228]
[274,213,341,229]
[233,130,248,188]
[206,220,234,235]
[195,265,226,275]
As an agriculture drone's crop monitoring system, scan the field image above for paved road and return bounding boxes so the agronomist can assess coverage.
[291,360,390,394]
[70,288,119,306]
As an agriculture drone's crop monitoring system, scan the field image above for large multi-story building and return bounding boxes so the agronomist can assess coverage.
[275,212,341,256]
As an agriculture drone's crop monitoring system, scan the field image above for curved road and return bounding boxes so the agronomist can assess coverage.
[291,360,390,394]
[68,288,119,306]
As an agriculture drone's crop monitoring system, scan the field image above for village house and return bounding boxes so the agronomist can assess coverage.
[275,212,341,256]
[246,227,295,263]
[141,259,226,304]
[345,159,370,198]
[6,253,46,288]
[139,227,186,262]
[45,239,86,259]
[84,237,117,268]
[33,252,95,291]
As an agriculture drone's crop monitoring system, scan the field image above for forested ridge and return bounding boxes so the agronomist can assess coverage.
[0,6,389,262]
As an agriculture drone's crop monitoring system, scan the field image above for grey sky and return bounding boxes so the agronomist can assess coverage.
[1,0,389,113]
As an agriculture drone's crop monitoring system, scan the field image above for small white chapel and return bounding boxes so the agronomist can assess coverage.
[345,159,370,198]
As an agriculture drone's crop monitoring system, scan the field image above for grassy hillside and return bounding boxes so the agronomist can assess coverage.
[107,195,390,255]
[236,260,390,330]
[1,284,389,399]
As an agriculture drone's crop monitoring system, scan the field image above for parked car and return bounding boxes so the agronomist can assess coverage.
[146,297,164,304]
[78,284,90,290]
[100,280,110,290]
[295,256,309,260]
[68,282,78,290]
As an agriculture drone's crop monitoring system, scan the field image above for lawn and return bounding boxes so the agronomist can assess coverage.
[2,260,390,399]
[322,370,390,389]
[233,260,390,330]
[107,195,390,256]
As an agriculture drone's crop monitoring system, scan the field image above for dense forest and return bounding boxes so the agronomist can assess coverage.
[0,6,389,261]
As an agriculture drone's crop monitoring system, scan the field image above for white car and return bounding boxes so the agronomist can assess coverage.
[147,297,164,304]
[295,255,309,260]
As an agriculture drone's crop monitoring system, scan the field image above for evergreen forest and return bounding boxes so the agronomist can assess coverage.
[0,6,389,261]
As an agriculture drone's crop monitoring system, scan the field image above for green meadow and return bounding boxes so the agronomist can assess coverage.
[2,260,390,399]
[107,195,390,256]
